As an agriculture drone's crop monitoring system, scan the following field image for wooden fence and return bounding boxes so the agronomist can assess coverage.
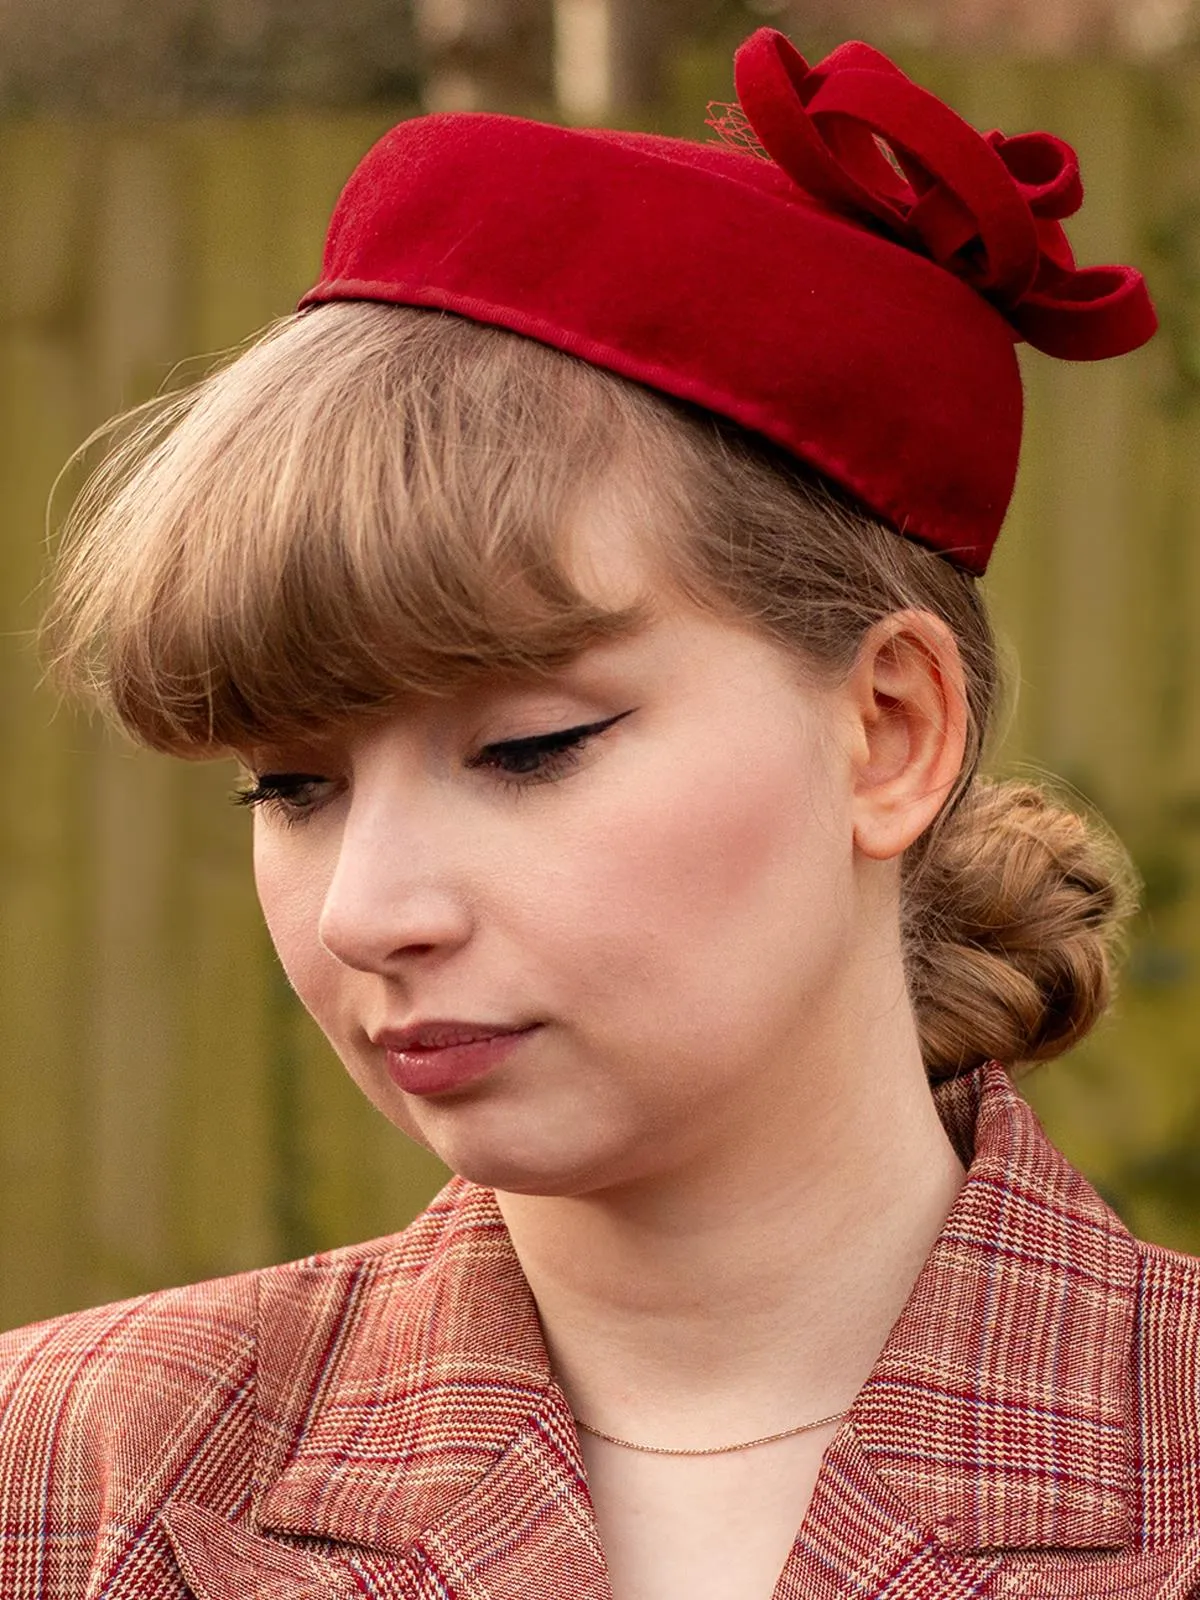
[3,54,1200,1331]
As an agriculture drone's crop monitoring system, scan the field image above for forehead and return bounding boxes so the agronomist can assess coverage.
[566,484,654,590]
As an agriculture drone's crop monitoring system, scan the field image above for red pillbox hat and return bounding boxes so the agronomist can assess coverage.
[299,29,1157,574]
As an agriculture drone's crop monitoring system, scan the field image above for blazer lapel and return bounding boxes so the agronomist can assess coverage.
[160,1502,361,1600]
[163,1180,612,1599]
[771,1432,1200,1600]
[985,1537,1200,1599]
[161,1398,610,1600]
[849,1060,1138,1552]
[773,1425,1007,1599]
[777,1060,1146,1600]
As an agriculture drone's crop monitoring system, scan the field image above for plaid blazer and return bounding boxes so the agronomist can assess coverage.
[3,1058,1200,1599]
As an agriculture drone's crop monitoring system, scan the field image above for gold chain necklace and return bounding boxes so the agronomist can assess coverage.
[571,1407,850,1457]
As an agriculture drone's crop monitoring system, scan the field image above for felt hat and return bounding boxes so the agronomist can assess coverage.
[299,28,1157,574]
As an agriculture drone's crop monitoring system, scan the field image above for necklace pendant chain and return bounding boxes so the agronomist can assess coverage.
[571,1407,851,1456]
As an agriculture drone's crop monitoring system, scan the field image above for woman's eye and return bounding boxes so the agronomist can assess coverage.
[230,710,635,822]
[230,774,331,828]
[468,710,635,788]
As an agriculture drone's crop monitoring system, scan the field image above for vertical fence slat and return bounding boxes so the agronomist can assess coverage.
[163,119,303,1284]
[0,123,95,1328]
[82,131,191,1307]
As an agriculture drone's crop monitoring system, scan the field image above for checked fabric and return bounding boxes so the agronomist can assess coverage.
[2,1059,1200,1598]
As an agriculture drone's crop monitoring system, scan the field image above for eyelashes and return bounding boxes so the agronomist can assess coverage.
[231,774,330,828]
[466,711,633,785]
[230,709,635,829]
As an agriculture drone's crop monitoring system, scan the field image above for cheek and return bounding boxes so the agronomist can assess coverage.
[252,828,334,1003]
[252,825,425,1130]
[537,730,852,1018]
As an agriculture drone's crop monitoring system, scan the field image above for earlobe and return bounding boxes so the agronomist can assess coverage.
[849,612,969,862]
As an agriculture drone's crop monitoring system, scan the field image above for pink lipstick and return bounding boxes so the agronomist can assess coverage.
[376,1022,539,1096]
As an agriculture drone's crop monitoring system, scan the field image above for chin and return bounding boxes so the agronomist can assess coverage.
[407,1101,642,1198]
[435,1142,612,1198]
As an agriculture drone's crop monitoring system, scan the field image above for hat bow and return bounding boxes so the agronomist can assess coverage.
[721,29,1156,361]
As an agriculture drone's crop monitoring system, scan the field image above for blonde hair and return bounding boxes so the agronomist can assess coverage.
[39,302,1138,1078]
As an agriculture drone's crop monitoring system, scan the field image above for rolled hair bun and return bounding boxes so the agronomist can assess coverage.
[905,779,1140,1079]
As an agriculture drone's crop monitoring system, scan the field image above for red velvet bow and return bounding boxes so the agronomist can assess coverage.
[719,30,1156,361]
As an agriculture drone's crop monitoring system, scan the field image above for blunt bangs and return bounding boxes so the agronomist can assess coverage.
[40,303,657,757]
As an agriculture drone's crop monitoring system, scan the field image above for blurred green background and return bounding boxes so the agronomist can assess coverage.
[3,0,1200,1332]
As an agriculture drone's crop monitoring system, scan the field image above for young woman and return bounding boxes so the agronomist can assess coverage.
[2,25,1193,1600]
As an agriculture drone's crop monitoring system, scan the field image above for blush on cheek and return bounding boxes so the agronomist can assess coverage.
[550,731,849,1030]
[626,739,839,911]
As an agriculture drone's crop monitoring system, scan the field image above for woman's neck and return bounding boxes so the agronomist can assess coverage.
[493,1021,966,1447]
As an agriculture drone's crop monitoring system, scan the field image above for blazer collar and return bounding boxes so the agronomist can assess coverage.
[852,1060,1139,1550]
[245,1059,1138,1561]
[249,1186,569,1553]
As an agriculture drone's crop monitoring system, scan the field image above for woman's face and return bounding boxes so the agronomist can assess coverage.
[247,501,882,1195]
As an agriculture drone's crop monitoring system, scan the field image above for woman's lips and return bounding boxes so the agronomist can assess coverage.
[383,1025,540,1096]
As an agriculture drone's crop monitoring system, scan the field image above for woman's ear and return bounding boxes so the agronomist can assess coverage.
[845,610,969,862]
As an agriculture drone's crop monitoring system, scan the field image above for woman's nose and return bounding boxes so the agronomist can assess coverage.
[316,801,476,973]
